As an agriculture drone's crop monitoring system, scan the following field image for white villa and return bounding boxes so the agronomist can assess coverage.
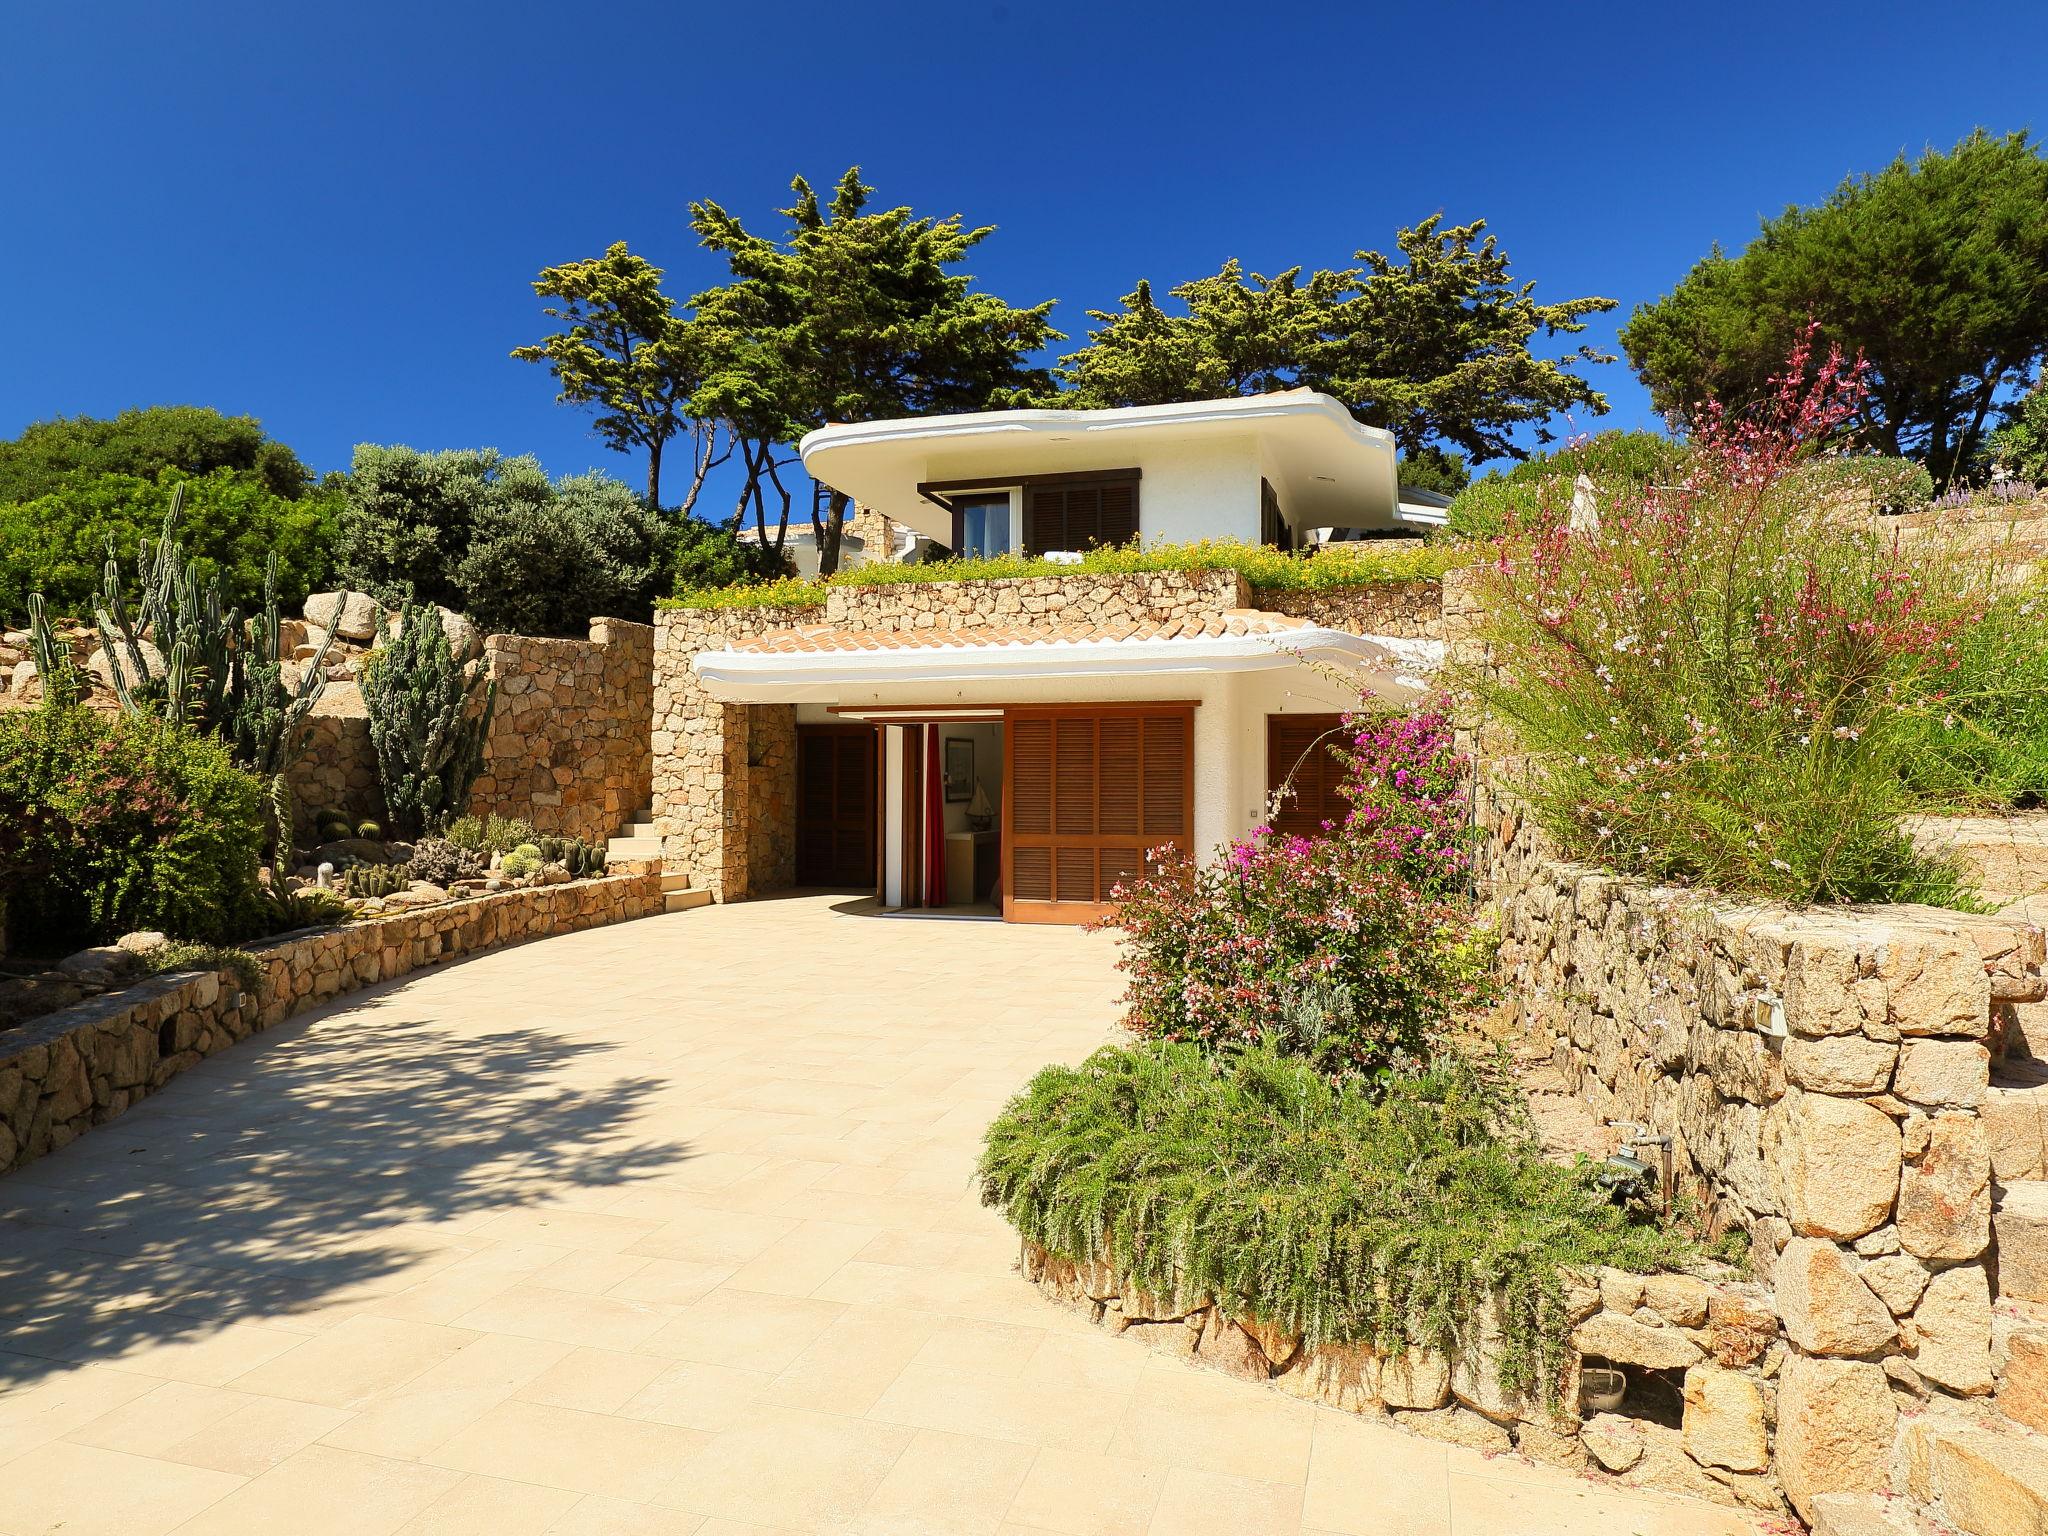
[663,390,1450,924]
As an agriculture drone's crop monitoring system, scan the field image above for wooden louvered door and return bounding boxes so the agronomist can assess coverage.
[796,725,877,888]
[1265,714,1348,839]
[1002,706,1192,923]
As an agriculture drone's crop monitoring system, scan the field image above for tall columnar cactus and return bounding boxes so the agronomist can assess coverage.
[25,594,82,707]
[229,553,341,868]
[361,600,496,840]
[92,485,245,731]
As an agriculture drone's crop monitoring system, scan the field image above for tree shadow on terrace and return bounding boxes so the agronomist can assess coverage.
[0,979,688,1390]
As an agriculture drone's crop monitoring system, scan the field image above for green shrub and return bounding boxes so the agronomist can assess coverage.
[0,469,341,623]
[333,444,530,613]
[145,942,265,993]
[1988,377,2048,485]
[668,515,792,593]
[0,707,267,953]
[1474,362,1980,904]
[0,405,311,505]
[1446,430,1686,541]
[338,447,690,636]
[361,601,496,840]
[459,472,672,636]
[663,538,1474,611]
[444,814,538,854]
[978,1043,1696,1399]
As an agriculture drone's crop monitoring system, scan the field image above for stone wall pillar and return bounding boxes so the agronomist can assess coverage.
[652,606,814,901]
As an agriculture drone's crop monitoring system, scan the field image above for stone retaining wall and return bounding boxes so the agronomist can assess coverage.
[823,568,1249,631]
[1023,1238,1794,1515]
[652,606,818,900]
[282,618,655,844]
[0,871,662,1176]
[1251,578,1444,639]
[470,618,654,842]
[1478,784,2048,1527]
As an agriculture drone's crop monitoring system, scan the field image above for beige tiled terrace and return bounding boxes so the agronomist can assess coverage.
[0,895,1755,1535]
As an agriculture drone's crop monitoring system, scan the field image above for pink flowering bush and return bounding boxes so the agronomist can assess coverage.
[1106,701,1484,1082]
[1477,332,1986,904]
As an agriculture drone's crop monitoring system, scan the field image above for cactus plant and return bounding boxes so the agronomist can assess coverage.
[93,486,245,731]
[25,594,82,708]
[341,862,407,899]
[226,552,345,872]
[361,599,496,840]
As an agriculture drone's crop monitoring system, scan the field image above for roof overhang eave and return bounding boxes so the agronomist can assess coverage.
[691,630,1442,704]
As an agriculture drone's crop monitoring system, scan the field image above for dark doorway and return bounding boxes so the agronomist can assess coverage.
[796,725,877,888]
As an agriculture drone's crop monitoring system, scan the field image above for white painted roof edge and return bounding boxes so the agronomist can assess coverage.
[692,629,1445,703]
[797,390,1397,464]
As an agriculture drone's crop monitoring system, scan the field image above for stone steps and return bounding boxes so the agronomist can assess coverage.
[1996,1180,2048,1305]
[1904,813,2048,906]
[605,810,661,866]
[663,887,712,913]
[1895,1411,2048,1536]
[1989,1062,2048,1180]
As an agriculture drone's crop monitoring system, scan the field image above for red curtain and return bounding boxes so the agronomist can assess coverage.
[924,726,948,907]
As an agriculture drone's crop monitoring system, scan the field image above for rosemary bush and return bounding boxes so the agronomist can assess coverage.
[978,1042,1695,1398]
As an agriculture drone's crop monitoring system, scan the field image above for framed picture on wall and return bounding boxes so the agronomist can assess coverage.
[943,737,974,802]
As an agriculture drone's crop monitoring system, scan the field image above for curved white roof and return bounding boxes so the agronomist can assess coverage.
[798,390,1404,544]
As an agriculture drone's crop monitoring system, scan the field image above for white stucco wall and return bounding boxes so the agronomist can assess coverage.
[914,432,1265,550]
[1134,434,1263,547]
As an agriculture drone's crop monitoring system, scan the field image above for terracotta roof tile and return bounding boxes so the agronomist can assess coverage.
[727,609,1317,656]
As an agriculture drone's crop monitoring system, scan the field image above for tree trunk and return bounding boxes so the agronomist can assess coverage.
[816,489,850,577]
[646,436,664,508]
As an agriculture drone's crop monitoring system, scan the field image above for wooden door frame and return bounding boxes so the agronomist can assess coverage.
[1000,703,1196,925]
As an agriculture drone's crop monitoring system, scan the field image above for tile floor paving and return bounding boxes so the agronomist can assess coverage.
[0,894,1758,1535]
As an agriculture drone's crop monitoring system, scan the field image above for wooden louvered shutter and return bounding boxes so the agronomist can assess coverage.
[1265,714,1346,839]
[1096,480,1138,547]
[1008,717,1053,902]
[1003,706,1191,922]
[1022,474,1140,555]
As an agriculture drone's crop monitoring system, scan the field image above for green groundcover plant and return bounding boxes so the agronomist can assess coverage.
[1474,333,1994,904]
[978,1042,1697,1399]
[663,537,1472,611]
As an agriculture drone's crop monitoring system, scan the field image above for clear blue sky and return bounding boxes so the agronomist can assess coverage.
[4,0,2045,504]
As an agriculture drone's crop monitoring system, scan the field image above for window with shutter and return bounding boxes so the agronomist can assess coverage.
[1265,714,1347,839]
[1022,472,1141,556]
[1002,705,1192,922]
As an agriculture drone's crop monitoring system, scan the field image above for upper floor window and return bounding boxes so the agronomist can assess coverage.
[1022,471,1140,556]
[918,469,1141,560]
[955,494,1012,558]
